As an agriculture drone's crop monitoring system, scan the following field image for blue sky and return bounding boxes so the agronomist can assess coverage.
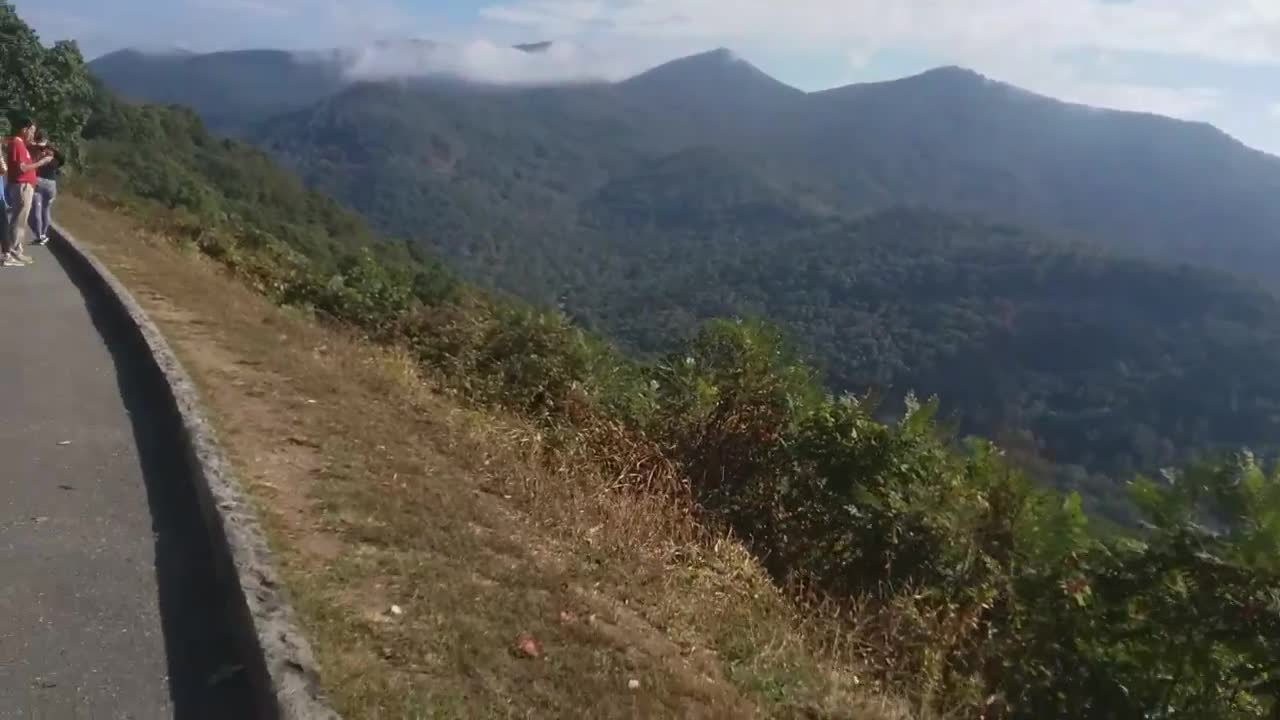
[15,0,1280,154]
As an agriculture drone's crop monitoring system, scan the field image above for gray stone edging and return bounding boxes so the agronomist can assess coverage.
[50,223,342,720]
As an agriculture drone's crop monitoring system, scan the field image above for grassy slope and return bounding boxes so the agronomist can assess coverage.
[57,194,904,719]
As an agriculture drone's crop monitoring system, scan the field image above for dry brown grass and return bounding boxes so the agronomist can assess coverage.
[58,195,910,719]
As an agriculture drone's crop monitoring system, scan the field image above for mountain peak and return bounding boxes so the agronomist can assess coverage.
[669,47,749,68]
[891,65,1001,93]
[621,47,800,98]
[813,63,1006,107]
[96,46,194,62]
[917,65,987,81]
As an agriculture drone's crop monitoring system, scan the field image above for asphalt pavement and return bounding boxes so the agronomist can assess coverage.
[0,241,259,719]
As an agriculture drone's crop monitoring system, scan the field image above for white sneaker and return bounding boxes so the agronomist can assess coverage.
[1,255,25,268]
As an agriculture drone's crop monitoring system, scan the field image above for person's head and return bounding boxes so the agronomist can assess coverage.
[33,130,47,145]
[12,116,35,142]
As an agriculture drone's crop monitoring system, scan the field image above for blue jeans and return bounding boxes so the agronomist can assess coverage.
[0,178,7,214]
[30,178,55,239]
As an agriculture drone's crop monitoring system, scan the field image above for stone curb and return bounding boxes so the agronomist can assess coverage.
[50,224,342,720]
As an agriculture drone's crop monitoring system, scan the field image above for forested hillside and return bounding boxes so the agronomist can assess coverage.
[86,77,1280,515]
[94,47,1280,280]
[89,48,348,133]
[90,45,1280,498]
[79,77,457,292]
[572,205,1280,495]
[1,1,1267,711]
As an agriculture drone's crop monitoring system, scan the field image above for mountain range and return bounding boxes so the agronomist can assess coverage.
[89,39,606,132]
[92,45,1280,279]
[89,44,1280,515]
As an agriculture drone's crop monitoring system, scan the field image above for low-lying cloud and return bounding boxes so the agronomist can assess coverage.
[332,39,652,86]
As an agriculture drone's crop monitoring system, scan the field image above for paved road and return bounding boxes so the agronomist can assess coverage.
[0,242,258,719]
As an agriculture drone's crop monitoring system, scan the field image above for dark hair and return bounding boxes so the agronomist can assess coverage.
[10,115,33,132]
[34,130,47,143]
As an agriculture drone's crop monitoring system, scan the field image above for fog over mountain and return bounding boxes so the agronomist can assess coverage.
[338,39,656,85]
[109,38,663,89]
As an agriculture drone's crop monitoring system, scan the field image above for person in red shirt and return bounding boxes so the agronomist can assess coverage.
[4,116,54,267]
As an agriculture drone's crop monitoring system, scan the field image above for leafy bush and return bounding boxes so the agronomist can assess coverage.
[287,251,415,338]
[997,456,1280,717]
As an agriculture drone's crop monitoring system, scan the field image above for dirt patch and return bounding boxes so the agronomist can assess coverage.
[134,287,341,566]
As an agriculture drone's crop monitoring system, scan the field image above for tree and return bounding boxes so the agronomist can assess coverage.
[0,2,94,159]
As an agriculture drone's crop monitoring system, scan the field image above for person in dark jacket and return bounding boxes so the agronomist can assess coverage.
[29,130,62,245]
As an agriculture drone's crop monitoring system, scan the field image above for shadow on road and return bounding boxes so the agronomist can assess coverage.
[51,242,270,720]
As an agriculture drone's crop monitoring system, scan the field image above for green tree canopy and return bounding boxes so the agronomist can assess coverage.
[0,1,93,157]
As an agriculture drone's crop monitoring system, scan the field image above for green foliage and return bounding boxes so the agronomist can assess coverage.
[639,316,1280,717]
[463,305,601,419]
[71,80,461,327]
[651,319,819,488]
[78,89,396,270]
[579,207,1280,524]
[0,2,94,158]
[286,250,415,337]
[998,455,1280,717]
[643,317,1279,717]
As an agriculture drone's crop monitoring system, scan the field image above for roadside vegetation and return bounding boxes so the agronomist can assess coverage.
[5,3,1277,716]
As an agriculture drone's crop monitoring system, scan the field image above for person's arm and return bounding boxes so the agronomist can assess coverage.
[19,155,53,172]
[11,139,51,173]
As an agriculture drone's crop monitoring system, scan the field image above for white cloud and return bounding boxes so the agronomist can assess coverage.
[335,39,645,85]
[480,0,1280,67]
